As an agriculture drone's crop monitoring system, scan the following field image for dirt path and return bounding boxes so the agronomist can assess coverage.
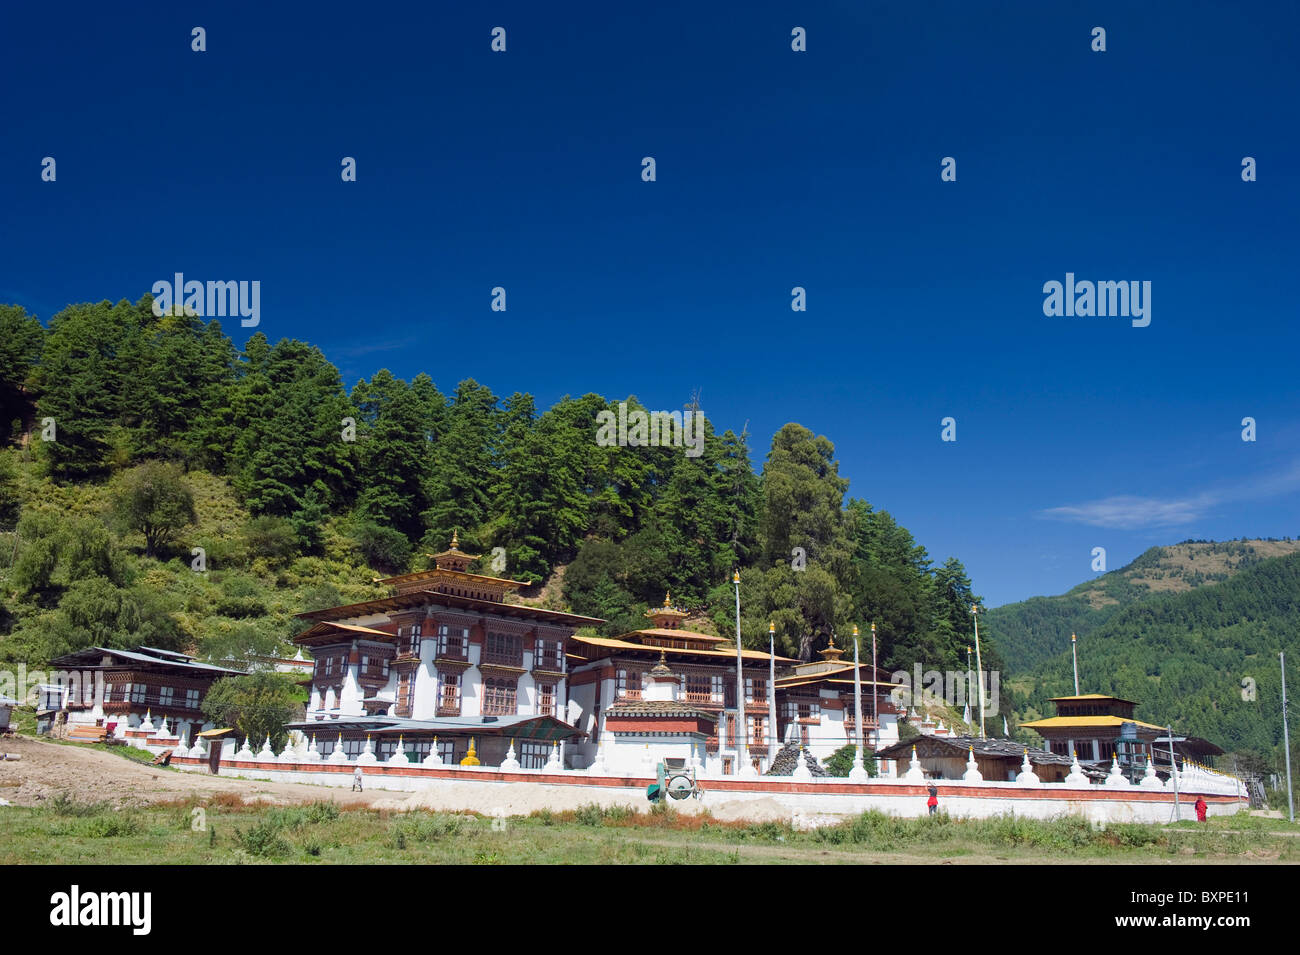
[0,735,390,809]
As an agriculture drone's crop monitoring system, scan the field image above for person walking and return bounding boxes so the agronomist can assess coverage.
[927,782,939,816]
[352,766,364,792]
[1194,795,1207,823]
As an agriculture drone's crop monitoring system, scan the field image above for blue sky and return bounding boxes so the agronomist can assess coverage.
[3,2,1297,607]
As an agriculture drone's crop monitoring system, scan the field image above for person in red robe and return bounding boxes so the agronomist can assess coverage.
[1194,796,1207,822]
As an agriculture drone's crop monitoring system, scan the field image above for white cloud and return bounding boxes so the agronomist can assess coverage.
[1037,461,1300,530]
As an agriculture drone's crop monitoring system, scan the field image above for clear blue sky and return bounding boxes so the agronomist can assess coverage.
[3,2,1297,607]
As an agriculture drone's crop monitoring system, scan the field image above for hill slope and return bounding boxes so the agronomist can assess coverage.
[986,539,1300,675]
[1003,550,1300,761]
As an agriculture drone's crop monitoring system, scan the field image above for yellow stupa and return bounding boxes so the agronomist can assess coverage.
[460,737,481,766]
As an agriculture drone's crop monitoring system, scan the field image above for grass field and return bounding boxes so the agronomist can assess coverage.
[2,794,1296,865]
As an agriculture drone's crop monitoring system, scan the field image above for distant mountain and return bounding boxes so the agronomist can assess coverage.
[987,539,1300,675]
[988,542,1300,762]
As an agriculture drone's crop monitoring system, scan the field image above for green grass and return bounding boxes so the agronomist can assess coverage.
[1,797,1295,865]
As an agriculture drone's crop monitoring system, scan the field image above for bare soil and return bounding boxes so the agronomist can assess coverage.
[0,735,389,809]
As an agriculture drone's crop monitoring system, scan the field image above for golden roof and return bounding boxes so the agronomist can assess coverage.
[1019,715,1165,731]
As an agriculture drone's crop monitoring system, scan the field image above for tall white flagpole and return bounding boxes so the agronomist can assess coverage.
[850,625,867,780]
[768,622,779,757]
[972,603,986,739]
[1283,652,1295,824]
[1071,632,1080,696]
[871,622,879,750]
[733,571,752,776]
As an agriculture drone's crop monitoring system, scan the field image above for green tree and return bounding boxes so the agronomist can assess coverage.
[0,451,20,528]
[229,335,356,538]
[352,372,432,541]
[743,423,854,660]
[200,671,301,750]
[33,299,143,477]
[111,461,197,558]
[421,379,501,549]
[0,304,44,446]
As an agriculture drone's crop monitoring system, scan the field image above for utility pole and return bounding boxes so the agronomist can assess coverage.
[1071,632,1080,696]
[1283,652,1295,824]
[871,622,879,750]
[972,603,985,739]
[1167,726,1181,822]
[767,622,778,757]
[732,572,751,776]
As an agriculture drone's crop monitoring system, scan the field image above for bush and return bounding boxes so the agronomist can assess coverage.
[387,812,465,847]
[45,793,113,817]
[79,814,142,838]
[573,803,635,826]
[235,820,292,857]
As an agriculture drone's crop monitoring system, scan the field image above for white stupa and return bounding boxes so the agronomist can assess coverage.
[1015,749,1040,785]
[1064,751,1090,786]
[500,739,521,771]
[903,745,926,782]
[1140,756,1163,789]
[1104,753,1131,788]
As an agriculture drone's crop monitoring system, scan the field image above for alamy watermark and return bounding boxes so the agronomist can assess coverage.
[1043,272,1150,328]
[890,663,1000,717]
[595,401,705,458]
[150,272,260,327]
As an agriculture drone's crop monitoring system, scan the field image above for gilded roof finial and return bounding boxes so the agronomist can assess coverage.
[663,591,671,608]
[451,528,460,548]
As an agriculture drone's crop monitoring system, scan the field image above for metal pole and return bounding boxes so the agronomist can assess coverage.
[1168,725,1181,822]
[1071,632,1080,696]
[732,572,749,775]
[768,622,778,757]
[871,622,879,750]
[1282,652,1295,824]
[853,626,863,753]
[972,604,985,739]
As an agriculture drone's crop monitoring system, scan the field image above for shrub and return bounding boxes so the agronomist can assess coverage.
[236,820,292,857]
[45,793,112,817]
[79,814,142,837]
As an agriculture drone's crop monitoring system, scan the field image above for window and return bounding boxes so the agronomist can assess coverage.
[617,669,643,700]
[519,741,551,769]
[484,632,522,667]
[438,672,462,715]
[324,656,335,677]
[437,625,469,659]
[483,678,518,716]
[534,638,564,671]
[130,684,147,704]
[436,739,456,764]
[746,677,767,704]
[537,683,555,718]
[686,674,713,703]
[406,624,421,655]
[185,689,200,709]
[159,686,174,707]
[396,672,413,717]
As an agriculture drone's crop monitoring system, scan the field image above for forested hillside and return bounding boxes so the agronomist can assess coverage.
[0,297,990,673]
[985,539,1300,674]
[995,550,1300,769]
